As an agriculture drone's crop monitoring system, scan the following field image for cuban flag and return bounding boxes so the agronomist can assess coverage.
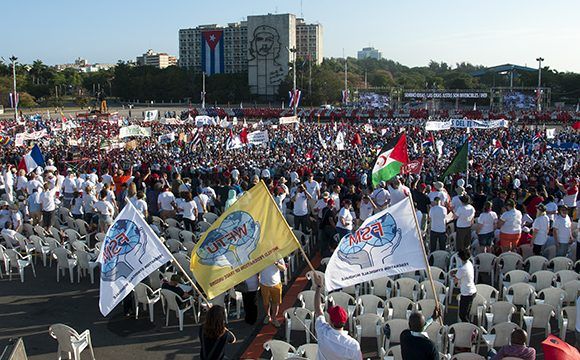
[288,89,301,108]
[532,131,542,143]
[18,144,45,173]
[492,139,503,157]
[422,132,435,149]
[201,30,224,75]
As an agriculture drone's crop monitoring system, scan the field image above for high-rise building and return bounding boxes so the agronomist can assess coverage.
[136,50,177,69]
[357,47,382,60]
[295,18,323,65]
[178,13,323,97]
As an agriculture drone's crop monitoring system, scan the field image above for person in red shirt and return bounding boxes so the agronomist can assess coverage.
[113,167,133,197]
[523,188,544,219]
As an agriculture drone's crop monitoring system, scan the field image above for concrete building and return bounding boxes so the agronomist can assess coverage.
[295,18,323,65]
[178,13,322,97]
[179,22,248,74]
[357,47,382,60]
[136,50,177,69]
[54,58,116,73]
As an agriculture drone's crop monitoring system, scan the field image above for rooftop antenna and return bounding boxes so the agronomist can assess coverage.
[300,0,304,18]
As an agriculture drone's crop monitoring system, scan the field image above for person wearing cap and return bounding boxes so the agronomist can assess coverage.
[312,272,362,360]
[450,186,466,212]
[531,204,550,255]
[370,181,390,210]
[428,181,449,206]
[400,310,441,360]
[553,204,573,257]
[454,195,475,250]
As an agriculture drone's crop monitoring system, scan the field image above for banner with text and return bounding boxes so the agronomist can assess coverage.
[247,130,270,146]
[425,119,509,131]
[119,125,152,139]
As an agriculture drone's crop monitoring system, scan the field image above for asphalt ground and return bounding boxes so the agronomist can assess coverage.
[0,255,576,360]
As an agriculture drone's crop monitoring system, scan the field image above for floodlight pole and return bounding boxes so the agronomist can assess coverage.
[536,57,544,111]
[10,56,18,122]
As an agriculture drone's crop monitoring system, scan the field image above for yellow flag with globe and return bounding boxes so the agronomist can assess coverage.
[190,181,300,299]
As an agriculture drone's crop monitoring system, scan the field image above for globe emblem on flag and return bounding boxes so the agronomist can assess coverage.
[337,213,402,269]
[101,219,145,282]
[197,211,260,269]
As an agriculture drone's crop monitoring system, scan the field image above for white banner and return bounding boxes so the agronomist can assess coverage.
[425,119,509,131]
[160,118,185,125]
[97,202,173,316]
[325,197,427,292]
[158,132,176,144]
[15,129,48,147]
[279,115,299,125]
[226,135,244,150]
[335,131,345,151]
[119,125,151,139]
[247,130,270,145]
[144,110,158,122]
[546,128,556,139]
[195,115,216,127]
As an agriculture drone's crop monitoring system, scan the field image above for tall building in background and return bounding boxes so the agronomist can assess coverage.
[136,50,177,69]
[178,13,323,97]
[295,18,323,65]
[357,47,382,60]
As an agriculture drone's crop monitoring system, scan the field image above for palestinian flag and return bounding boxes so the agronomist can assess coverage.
[372,133,408,186]
[441,140,469,179]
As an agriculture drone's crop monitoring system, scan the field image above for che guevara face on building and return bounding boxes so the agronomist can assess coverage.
[250,25,280,59]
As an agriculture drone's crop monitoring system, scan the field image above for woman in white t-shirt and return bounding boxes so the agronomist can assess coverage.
[553,205,573,257]
[531,204,550,256]
[179,191,198,232]
[336,199,354,239]
[497,199,522,251]
[358,195,377,225]
[476,201,497,253]
[452,249,477,323]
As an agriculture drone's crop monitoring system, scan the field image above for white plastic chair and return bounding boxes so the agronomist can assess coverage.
[448,322,482,355]
[561,280,580,305]
[296,344,318,360]
[354,313,384,354]
[298,290,325,312]
[76,250,99,283]
[489,322,520,348]
[505,283,535,311]
[165,218,180,228]
[451,354,485,360]
[385,297,415,320]
[497,252,523,276]
[165,226,182,240]
[48,323,95,360]
[537,287,566,313]
[357,294,386,316]
[473,252,497,284]
[161,289,194,331]
[283,307,314,344]
[165,239,183,253]
[560,306,577,341]
[369,276,395,299]
[476,284,499,306]
[486,301,516,331]
[263,339,296,360]
[523,255,548,274]
[134,283,162,322]
[203,212,219,224]
[5,249,36,282]
[548,256,573,272]
[556,270,579,287]
[0,244,9,277]
[525,303,555,340]
[179,230,195,243]
[393,278,420,301]
[53,247,77,283]
[382,318,408,355]
[30,235,51,266]
[530,270,557,291]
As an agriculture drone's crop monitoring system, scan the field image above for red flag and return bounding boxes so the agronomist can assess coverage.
[352,133,362,146]
[305,149,314,160]
[572,121,580,130]
[239,128,248,144]
[401,158,423,175]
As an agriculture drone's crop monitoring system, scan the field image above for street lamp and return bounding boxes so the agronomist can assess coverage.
[286,47,297,115]
[9,56,18,122]
[536,57,544,111]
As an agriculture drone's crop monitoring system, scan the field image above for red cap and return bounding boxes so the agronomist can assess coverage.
[327,306,348,326]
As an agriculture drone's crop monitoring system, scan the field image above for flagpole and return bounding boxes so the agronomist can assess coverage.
[260,181,317,273]
[465,127,470,187]
[168,253,211,305]
[407,195,444,325]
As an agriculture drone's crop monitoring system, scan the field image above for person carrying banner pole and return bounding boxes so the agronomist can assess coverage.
[169,254,211,306]
[408,193,444,325]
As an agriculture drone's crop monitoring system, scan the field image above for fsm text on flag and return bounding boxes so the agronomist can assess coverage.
[97,201,173,316]
[325,197,426,292]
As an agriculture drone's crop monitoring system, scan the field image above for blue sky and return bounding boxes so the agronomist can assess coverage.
[4,0,580,72]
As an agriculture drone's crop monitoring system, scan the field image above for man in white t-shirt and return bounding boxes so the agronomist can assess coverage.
[454,195,475,250]
[292,183,312,233]
[304,174,321,202]
[358,195,377,224]
[531,204,550,255]
[387,178,410,206]
[553,205,573,257]
[428,181,449,206]
[157,186,176,219]
[429,197,448,252]
[259,259,286,328]
[450,186,466,212]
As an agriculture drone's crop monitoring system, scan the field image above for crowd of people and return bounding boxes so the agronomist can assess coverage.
[1,107,579,359]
